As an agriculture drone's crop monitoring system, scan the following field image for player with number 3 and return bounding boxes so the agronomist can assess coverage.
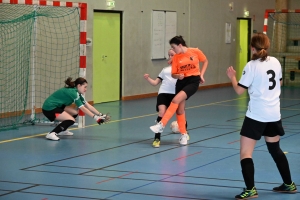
[226,33,296,199]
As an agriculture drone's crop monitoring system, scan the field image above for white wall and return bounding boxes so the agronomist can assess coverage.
[73,0,300,101]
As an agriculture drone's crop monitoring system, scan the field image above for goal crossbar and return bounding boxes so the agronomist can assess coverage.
[263,9,300,34]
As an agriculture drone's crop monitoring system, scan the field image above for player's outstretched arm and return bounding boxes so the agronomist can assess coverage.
[80,106,110,125]
[84,102,111,125]
[80,106,96,118]
[226,66,246,95]
[84,102,101,116]
[143,74,161,86]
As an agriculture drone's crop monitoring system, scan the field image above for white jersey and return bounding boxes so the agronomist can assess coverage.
[158,66,177,94]
[238,56,282,122]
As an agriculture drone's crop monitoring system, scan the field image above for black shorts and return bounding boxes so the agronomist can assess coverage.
[42,105,66,122]
[156,93,175,112]
[176,75,200,100]
[240,116,285,140]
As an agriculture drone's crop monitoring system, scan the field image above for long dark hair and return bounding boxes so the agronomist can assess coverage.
[169,35,188,47]
[64,77,87,88]
[250,33,270,62]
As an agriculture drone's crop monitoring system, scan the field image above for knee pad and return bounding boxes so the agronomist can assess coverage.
[266,141,284,160]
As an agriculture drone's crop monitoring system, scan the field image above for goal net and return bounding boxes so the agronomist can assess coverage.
[0,1,87,130]
[264,9,300,86]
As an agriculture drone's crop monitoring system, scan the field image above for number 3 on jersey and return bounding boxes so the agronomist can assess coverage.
[267,70,276,90]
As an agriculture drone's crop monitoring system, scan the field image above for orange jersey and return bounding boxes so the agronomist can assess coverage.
[171,48,207,77]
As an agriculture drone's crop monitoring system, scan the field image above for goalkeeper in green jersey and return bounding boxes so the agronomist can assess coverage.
[42,77,110,141]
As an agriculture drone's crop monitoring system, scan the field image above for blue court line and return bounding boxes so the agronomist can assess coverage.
[105,132,300,199]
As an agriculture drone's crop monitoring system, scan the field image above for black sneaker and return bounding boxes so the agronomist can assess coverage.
[273,182,297,193]
[235,187,258,199]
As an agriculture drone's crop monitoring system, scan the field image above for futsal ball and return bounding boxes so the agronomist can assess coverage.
[170,121,180,133]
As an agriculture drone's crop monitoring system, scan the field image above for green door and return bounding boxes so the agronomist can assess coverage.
[237,19,249,79]
[93,12,121,103]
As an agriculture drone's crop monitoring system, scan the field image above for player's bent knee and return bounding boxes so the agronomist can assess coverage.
[58,120,75,131]
[266,141,284,160]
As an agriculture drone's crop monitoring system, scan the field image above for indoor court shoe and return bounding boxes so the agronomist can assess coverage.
[187,132,190,141]
[235,187,258,199]
[150,122,164,133]
[152,138,160,148]
[46,132,60,141]
[179,134,188,145]
[273,182,297,193]
[57,130,74,136]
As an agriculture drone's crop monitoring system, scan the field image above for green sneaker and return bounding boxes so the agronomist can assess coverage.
[235,187,258,199]
[152,138,160,148]
[273,182,297,193]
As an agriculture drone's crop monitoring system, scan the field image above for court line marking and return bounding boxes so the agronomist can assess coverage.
[96,171,135,184]
[0,183,210,200]
[0,97,247,145]
[20,124,209,171]
[19,121,300,173]
[105,131,300,199]
[172,151,202,161]
[214,103,300,111]
[1,180,298,200]
[227,139,240,144]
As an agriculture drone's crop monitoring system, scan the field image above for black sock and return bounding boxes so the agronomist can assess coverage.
[266,141,292,185]
[274,154,292,184]
[156,116,162,123]
[241,158,255,190]
[154,133,161,140]
[51,120,74,134]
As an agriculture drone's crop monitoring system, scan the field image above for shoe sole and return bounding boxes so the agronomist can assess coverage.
[57,134,73,136]
[235,195,258,200]
[46,136,60,141]
[153,145,160,148]
[273,190,297,193]
[150,127,161,133]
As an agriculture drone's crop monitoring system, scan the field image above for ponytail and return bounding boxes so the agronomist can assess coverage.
[252,48,268,62]
[65,77,75,88]
[64,77,87,88]
[250,33,270,62]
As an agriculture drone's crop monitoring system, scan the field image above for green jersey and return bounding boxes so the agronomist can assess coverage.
[42,87,86,111]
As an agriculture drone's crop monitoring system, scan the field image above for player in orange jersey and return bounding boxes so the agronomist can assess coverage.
[150,36,208,145]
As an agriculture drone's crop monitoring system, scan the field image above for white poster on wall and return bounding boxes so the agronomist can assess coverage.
[225,22,231,44]
[152,11,177,59]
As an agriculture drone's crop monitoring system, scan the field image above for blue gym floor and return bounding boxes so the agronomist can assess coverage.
[0,86,299,200]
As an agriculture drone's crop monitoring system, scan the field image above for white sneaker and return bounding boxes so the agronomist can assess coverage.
[57,130,74,136]
[179,134,188,145]
[150,122,164,133]
[46,132,60,141]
